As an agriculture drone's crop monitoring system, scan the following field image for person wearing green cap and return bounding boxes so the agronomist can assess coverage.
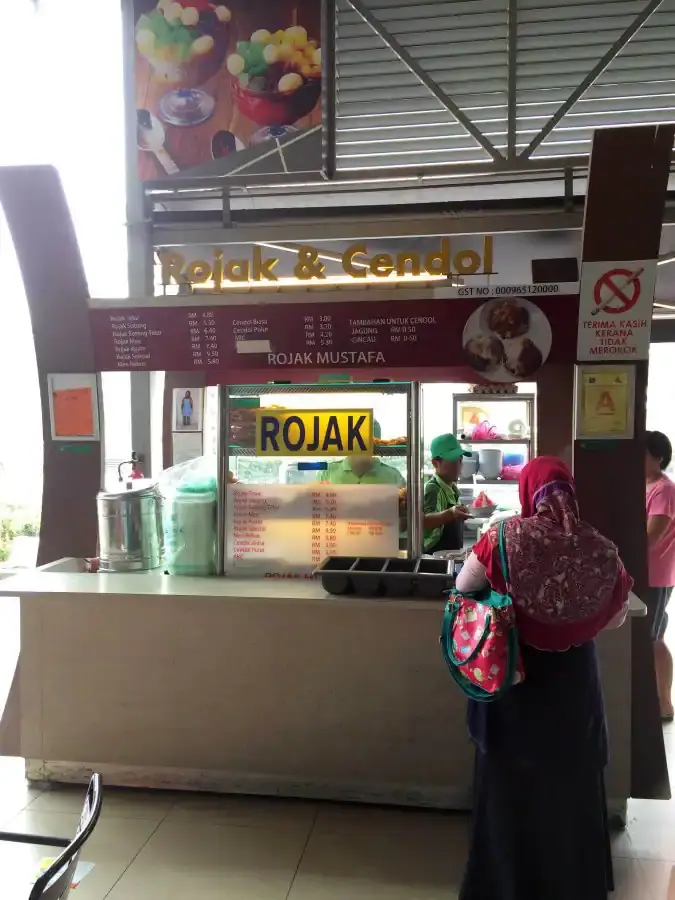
[423,434,472,553]
[322,420,406,487]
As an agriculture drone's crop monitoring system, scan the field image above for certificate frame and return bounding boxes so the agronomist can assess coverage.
[574,364,636,441]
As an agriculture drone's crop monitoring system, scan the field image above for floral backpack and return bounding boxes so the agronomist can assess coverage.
[440,521,523,701]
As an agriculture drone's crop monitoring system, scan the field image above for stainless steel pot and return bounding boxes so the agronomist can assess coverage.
[97,481,164,572]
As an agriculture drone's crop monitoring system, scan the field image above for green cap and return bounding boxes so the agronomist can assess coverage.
[429,433,472,462]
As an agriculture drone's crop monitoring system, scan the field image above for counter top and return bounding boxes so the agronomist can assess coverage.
[0,561,648,618]
[628,590,648,617]
[0,564,444,610]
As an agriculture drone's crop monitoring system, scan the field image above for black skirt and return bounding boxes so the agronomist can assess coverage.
[460,752,613,900]
[461,642,613,900]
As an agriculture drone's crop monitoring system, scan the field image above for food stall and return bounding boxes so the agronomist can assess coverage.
[3,119,674,820]
[0,271,649,821]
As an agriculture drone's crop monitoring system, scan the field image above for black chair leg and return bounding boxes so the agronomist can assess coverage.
[0,830,70,847]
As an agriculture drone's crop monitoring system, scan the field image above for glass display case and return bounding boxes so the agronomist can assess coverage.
[217,382,421,575]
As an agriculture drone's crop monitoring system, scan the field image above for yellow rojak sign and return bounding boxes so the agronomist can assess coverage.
[255,409,374,457]
[159,236,494,288]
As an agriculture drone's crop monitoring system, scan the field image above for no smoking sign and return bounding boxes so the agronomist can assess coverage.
[593,268,642,314]
[577,259,657,361]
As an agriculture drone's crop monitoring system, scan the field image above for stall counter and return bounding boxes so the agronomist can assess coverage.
[0,563,645,819]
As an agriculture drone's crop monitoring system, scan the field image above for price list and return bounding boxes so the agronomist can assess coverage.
[230,487,268,561]
[186,309,222,368]
[226,484,399,574]
[319,314,334,348]
[90,296,507,373]
[95,312,160,370]
[310,489,339,567]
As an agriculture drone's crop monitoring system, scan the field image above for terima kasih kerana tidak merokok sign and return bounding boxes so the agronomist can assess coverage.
[159,236,495,288]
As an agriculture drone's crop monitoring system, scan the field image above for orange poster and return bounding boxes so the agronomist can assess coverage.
[52,388,95,437]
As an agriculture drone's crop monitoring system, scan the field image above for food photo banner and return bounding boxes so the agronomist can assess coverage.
[131,0,332,182]
[88,293,580,380]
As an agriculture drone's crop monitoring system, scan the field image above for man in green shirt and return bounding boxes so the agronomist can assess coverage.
[322,420,405,487]
[423,434,471,553]
[323,455,405,486]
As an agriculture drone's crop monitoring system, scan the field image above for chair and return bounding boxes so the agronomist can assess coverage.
[0,774,102,900]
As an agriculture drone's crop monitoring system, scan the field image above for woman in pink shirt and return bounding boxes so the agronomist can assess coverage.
[646,431,675,721]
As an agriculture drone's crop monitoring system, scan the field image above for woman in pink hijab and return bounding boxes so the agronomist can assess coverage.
[456,457,632,900]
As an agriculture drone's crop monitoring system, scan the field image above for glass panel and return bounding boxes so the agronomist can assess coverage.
[421,383,536,545]
[101,373,132,490]
[225,384,411,569]
[455,398,532,440]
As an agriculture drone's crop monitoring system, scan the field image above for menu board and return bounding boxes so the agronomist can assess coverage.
[226,483,399,573]
[89,295,578,375]
[90,301,451,373]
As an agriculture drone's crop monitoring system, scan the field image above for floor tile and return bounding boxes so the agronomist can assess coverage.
[288,810,468,900]
[0,809,158,899]
[613,857,653,900]
[27,784,177,825]
[314,802,467,839]
[0,757,43,823]
[637,859,675,900]
[106,818,311,900]
[614,797,675,862]
[165,792,316,835]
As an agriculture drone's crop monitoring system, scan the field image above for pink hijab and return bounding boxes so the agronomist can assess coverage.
[473,456,632,651]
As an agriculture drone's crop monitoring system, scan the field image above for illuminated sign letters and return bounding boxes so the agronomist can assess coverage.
[159,236,494,290]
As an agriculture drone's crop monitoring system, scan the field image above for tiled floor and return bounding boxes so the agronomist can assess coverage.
[1,732,675,900]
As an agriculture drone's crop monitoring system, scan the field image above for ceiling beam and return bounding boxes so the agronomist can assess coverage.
[507,0,518,161]
[151,208,585,247]
[346,0,504,163]
[520,0,665,160]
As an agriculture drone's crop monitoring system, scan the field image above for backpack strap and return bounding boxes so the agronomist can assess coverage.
[497,520,510,586]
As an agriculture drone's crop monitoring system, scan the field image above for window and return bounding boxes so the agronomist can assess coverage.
[0,0,130,561]
[0,211,42,567]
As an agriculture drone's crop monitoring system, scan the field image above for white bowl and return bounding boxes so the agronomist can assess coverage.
[477,448,504,479]
[469,504,497,519]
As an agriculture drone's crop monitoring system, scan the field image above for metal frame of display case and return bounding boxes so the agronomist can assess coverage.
[452,392,536,488]
[216,382,420,574]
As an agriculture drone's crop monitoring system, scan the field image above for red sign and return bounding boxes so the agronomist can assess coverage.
[89,295,578,380]
[592,268,641,315]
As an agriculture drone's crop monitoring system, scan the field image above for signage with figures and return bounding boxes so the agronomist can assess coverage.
[89,293,579,376]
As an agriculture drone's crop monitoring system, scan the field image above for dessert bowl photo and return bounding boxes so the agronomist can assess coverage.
[463,296,552,383]
[136,0,232,88]
[135,0,231,126]
[463,335,505,373]
[227,25,322,127]
[486,299,530,339]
